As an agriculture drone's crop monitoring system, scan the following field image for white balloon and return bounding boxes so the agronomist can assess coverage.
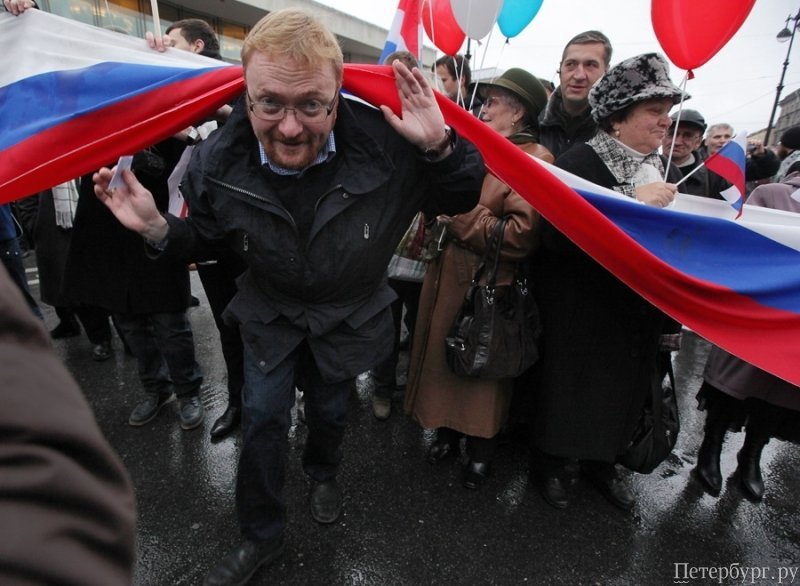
[450,0,504,40]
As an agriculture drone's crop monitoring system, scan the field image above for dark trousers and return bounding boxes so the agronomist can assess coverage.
[1,237,42,320]
[114,311,203,398]
[196,259,244,404]
[238,341,351,541]
[372,278,421,399]
[75,304,112,344]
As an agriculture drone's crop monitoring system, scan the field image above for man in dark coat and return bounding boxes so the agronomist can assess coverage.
[661,109,710,197]
[666,115,780,200]
[538,30,613,158]
[64,142,205,430]
[93,8,484,586]
[16,185,83,339]
[150,17,246,439]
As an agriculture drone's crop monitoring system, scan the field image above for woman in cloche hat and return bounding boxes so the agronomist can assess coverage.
[405,68,552,490]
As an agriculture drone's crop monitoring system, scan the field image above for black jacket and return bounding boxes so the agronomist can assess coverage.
[538,88,598,159]
[163,95,484,382]
[676,149,780,200]
[64,141,191,315]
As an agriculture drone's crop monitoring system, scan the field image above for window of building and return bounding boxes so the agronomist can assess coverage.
[39,0,249,62]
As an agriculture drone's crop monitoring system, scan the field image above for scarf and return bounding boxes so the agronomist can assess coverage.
[587,131,665,198]
[51,179,79,229]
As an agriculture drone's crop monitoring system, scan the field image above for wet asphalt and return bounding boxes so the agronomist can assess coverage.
[30,264,800,586]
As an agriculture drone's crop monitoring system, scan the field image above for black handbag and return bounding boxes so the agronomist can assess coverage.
[445,217,541,379]
[618,353,680,474]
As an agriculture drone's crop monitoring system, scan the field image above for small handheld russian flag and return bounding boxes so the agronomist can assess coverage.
[705,132,748,217]
[378,0,422,64]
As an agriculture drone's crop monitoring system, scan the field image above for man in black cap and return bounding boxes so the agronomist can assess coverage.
[662,109,710,197]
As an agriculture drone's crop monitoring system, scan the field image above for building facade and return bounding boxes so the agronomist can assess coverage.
[774,88,800,145]
[38,0,435,66]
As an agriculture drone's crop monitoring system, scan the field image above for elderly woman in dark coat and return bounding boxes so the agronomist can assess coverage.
[530,53,686,511]
[405,68,553,490]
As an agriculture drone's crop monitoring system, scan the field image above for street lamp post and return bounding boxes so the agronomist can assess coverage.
[765,8,800,147]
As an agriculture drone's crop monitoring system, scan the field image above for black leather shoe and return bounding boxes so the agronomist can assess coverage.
[462,460,490,490]
[50,320,81,339]
[584,465,635,511]
[539,475,569,509]
[203,536,285,586]
[310,479,342,524]
[210,404,241,440]
[427,440,457,465]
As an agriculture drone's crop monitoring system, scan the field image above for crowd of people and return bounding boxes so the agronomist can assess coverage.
[3,2,800,585]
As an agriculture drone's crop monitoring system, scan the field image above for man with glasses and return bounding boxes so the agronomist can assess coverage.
[93,8,483,585]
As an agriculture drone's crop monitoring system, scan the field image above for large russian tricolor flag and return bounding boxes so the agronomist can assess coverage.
[0,9,244,200]
[4,12,800,388]
[378,0,423,64]
[343,64,800,388]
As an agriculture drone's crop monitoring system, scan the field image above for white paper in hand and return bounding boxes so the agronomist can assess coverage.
[108,155,134,190]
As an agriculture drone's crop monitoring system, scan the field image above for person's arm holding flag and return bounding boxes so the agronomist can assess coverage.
[3,0,36,15]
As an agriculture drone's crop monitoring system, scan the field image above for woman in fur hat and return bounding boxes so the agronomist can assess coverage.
[529,53,686,511]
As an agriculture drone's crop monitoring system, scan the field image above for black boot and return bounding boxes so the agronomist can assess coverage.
[695,419,727,495]
[737,428,769,501]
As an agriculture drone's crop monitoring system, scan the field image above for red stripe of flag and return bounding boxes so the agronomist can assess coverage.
[1,66,244,203]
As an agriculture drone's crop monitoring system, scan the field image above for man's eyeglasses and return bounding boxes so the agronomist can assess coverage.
[247,93,338,124]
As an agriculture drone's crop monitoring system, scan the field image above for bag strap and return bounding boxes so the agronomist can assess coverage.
[471,217,507,290]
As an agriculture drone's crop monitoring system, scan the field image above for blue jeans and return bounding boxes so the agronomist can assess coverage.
[237,341,352,541]
[114,311,202,397]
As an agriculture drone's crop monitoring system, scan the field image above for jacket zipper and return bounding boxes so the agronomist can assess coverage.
[314,183,344,216]
[207,176,298,231]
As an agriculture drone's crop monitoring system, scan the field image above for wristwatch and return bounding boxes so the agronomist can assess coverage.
[421,126,454,160]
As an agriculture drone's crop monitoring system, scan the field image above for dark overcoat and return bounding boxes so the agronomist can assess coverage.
[16,189,73,306]
[63,141,192,315]
[531,142,680,462]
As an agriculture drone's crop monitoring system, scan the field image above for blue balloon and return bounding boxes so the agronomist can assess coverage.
[497,0,544,39]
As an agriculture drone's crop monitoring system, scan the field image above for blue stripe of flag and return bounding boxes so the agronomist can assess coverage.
[578,189,800,314]
[0,62,220,151]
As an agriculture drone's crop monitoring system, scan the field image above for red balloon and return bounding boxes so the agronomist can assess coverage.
[652,0,755,71]
[422,0,466,56]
